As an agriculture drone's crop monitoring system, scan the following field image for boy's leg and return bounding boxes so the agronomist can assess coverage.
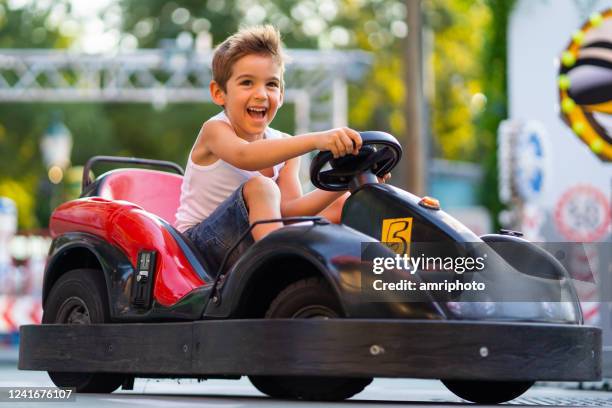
[243,176,283,241]
[318,192,350,224]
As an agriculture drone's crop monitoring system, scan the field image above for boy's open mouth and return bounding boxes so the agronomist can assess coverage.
[247,107,267,119]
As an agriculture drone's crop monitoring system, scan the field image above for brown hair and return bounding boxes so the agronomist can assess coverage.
[212,25,285,92]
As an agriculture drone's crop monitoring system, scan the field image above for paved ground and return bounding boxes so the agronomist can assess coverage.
[2,347,612,407]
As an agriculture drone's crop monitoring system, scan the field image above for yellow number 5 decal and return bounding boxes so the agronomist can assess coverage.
[381,217,413,255]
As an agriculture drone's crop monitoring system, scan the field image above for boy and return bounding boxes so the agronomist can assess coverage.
[175,25,365,271]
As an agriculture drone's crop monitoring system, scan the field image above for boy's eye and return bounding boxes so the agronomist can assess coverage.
[240,80,252,86]
[267,82,279,88]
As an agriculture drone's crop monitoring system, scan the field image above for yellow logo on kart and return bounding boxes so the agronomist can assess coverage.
[381,217,413,256]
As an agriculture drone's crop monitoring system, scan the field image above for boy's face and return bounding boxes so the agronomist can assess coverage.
[211,54,283,138]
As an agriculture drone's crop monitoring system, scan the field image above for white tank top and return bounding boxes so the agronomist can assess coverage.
[175,111,286,232]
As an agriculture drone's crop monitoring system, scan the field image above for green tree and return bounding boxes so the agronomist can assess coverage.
[476,0,516,228]
[426,0,492,160]
[0,0,69,228]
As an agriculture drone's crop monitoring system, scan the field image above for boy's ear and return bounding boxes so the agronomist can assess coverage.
[210,80,225,106]
[279,86,284,107]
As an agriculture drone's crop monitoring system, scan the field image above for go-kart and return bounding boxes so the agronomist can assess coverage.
[19,132,601,404]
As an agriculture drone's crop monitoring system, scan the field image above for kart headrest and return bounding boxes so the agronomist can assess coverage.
[97,168,183,225]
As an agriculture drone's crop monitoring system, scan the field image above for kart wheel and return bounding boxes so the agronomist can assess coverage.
[42,268,124,393]
[249,277,372,401]
[442,380,534,404]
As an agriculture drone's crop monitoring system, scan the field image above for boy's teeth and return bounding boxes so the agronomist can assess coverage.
[247,107,266,118]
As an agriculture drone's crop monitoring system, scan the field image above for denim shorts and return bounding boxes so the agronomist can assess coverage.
[184,184,254,276]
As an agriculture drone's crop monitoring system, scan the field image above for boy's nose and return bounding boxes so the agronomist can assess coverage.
[253,86,267,99]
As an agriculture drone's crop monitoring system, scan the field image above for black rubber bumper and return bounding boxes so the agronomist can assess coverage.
[19,319,601,381]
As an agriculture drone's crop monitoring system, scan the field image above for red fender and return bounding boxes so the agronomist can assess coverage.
[50,198,207,307]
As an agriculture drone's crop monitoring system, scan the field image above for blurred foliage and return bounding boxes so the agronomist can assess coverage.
[0,0,69,48]
[0,178,36,229]
[426,0,492,160]
[477,0,516,228]
[0,0,512,228]
[0,0,67,229]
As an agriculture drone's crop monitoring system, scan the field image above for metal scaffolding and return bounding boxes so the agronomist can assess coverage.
[0,49,371,133]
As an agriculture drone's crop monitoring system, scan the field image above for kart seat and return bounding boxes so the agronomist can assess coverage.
[94,168,217,278]
[97,169,183,225]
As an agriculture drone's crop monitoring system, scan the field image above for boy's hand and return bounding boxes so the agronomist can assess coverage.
[377,173,391,183]
[315,127,363,158]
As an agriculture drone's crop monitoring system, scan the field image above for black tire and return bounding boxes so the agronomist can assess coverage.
[249,277,372,401]
[42,268,124,393]
[442,380,534,404]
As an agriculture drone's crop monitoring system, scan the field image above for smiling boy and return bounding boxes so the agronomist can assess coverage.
[175,25,364,271]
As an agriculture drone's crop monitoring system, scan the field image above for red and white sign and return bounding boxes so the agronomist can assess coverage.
[554,184,611,242]
[0,296,42,334]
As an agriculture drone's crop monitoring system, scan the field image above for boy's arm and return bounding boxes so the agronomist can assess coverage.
[203,120,362,171]
[277,155,345,217]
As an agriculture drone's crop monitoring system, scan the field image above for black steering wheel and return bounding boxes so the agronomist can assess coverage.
[309,131,402,191]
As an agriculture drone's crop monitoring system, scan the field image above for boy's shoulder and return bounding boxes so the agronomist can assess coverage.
[190,119,236,165]
[206,111,231,125]
[199,117,235,142]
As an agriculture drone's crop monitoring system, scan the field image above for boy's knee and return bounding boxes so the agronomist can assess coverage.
[244,176,280,201]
